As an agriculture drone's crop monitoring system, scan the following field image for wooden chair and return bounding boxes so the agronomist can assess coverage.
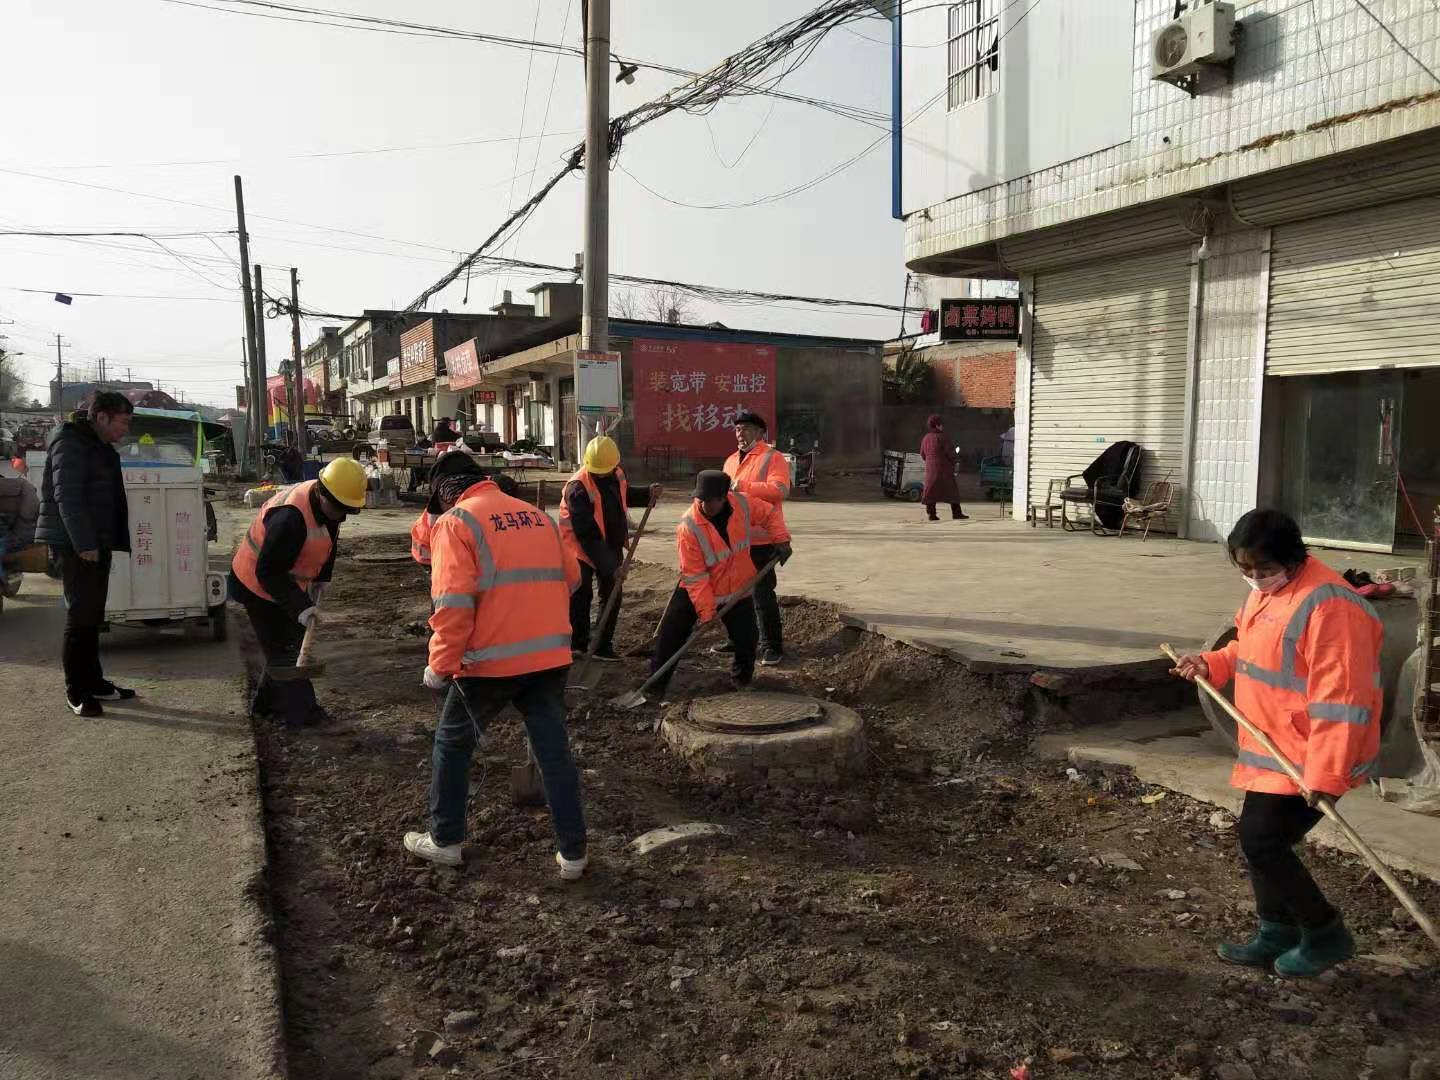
[1118,480,1176,541]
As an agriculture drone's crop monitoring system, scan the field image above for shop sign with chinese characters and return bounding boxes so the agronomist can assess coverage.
[939,297,1020,342]
[632,339,777,455]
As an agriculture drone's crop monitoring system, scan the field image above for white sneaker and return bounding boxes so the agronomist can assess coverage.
[556,851,589,882]
[404,831,462,867]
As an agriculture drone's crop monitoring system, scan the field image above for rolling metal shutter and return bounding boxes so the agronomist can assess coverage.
[1267,197,1440,377]
[1028,247,1192,509]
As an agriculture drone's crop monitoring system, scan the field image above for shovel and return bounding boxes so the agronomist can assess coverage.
[1161,643,1440,955]
[268,618,326,682]
[567,499,657,693]
[613,557,782,711]
[510,737,545,807]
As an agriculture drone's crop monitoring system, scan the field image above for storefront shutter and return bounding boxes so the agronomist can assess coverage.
[1028,247,1192,510]
[1267,196,1440,377]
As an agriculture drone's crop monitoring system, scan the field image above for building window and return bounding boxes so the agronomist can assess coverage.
[947,0,1000,111]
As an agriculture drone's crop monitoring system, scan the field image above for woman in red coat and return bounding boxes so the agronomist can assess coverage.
[919,415,967,521]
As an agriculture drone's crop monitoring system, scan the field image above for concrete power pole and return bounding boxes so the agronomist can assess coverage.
[289,267,306,456]
[579,0,611,450]
[254,264,268,452]
[234,176,261,475]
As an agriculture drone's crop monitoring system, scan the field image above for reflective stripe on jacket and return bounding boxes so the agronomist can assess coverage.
[427,480,581,679]
[1200,556,1384,798]
[677,492,782,621]
[724,441,791,546]
[231,481,333,602]
[410,509,436,566]
[558,466,628,568]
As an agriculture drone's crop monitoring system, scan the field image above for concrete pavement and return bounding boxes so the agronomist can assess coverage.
[0,572,284,1079]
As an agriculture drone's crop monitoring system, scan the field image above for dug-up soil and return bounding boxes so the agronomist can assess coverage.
[251,535,1440,1080]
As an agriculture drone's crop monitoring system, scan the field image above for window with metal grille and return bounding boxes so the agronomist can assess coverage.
[947,0,1000,111]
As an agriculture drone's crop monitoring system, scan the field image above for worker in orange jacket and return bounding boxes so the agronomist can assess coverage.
[402,473,589,881]
[723,411,791,666]
[1172,509,1383,978]
[647,470,791,700]
[409,450,488,566]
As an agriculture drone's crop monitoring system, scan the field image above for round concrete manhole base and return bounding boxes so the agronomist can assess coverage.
[661,692,866,785]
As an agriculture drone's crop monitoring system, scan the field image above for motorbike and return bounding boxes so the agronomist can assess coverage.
[787,437,818,496]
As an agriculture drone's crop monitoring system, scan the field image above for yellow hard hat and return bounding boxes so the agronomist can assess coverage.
[318,457,368,509]
[583,435,620,476]
[139,433,156,445]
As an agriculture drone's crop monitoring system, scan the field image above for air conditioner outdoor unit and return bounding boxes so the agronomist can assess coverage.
[1150,2,1236,89]
[529,377,551,403]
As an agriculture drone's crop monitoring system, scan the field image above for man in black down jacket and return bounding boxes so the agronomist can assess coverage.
[35,392,135,717]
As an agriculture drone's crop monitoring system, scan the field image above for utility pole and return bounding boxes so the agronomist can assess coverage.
[254,264,268,452]
[235,176,261,476]
[53,334,65,411]
[289,267,307,456]
[579,0,611,450]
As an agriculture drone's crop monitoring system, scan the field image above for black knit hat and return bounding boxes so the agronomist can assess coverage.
[426,452,484,513]
[732,411,766,431]
[691,469,732,501]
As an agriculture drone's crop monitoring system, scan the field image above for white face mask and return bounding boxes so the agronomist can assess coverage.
[1245,570,1289,594]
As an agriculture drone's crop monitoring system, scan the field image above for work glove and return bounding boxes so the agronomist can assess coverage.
[297,606,319,629]
[422,665,450,691]
[775,542,794,565]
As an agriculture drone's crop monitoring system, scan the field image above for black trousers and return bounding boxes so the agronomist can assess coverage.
[239,595,319,728]
[569,562,620,653]
[649,588,756,696]
[925,502,963,520]
[1238,790,1334,929]
[59,547,113,701]
[748,544,783,653]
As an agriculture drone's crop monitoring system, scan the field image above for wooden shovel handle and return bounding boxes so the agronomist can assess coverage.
[575,500,657,680]
[295,618,318,669]
[1160,643,1440,954]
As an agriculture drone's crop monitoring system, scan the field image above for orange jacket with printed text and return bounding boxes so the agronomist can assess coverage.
[427,480,580,679]
[724,440,791,546]
[231,481,333,602]
[1200,556,1384,798]
[677,491,783,622]
[558,466,628,568]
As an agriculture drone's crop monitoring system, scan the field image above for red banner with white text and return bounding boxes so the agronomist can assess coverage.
[631,339,777,457]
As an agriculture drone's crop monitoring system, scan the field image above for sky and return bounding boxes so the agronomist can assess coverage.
[0,0,904,408]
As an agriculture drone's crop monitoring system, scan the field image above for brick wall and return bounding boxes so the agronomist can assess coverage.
[922,343,1016,409]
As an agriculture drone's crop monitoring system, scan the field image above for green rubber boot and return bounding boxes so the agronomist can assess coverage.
[1216,920,1302,967]
[1273,914,1355,979]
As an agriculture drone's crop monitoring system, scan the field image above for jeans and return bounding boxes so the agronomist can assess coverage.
[59,547,113,701]
[570,561,620,654]
[431,667,586,859]
[748,544,783,653]
[237,593,320,728]
[1238,790,1334,929]
[649,588,757,696]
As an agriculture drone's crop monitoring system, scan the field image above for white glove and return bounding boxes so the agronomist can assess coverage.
[298,606,319,628]
[422,665,450,691]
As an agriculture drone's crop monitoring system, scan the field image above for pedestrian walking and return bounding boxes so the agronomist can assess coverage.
[920,415,967,522]
[559,435,662,661]
[649,470,791,699]
[1171,509,1382,978]
[229,458,367,729]
[34,391,135,717]
[402,475,589,881]
[723,412,791,665]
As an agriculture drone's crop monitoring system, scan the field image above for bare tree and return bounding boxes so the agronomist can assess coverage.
[0,348,25,406]
[611,285,696,325]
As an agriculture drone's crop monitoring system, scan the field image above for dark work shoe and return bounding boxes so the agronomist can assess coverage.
[1217,920,1302,968]
[758,648,784,667]
[67,695,104,718]
[592,648,622,663]
[1273,914,1355,978]
[952,510,969,521]
[93,682,138,701]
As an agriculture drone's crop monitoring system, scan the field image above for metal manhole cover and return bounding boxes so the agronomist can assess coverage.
[688,692,824,734]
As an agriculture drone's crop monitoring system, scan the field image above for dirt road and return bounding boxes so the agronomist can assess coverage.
[0,573,284,1079]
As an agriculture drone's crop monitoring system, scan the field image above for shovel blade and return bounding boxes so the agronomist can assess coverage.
[268,663,326,682]
[612,689,648,711]
[509,762,545,807]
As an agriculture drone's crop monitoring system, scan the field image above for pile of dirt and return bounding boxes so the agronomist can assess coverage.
[254,535,1440,1080]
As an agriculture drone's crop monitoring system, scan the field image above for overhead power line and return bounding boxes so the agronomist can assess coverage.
[0,229,236,239]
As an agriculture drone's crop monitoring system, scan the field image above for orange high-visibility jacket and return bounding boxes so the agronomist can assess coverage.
[427,480,580,679]
[410,509,437,566]
[1200,556,1383,798]
[677,492,783,622]
[558,466,628,568]
[724,441,791,546]
[231,481,334,602]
